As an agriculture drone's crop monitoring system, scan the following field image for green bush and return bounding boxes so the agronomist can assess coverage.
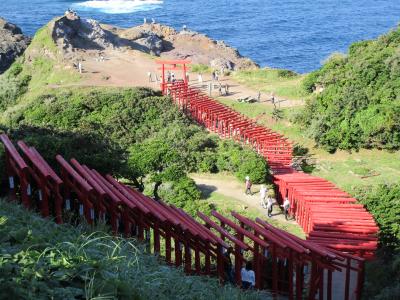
[0,62,31,111]
[354,184,400,299]
[354,184,400,250]
[159,176,211,217]
[298,25,400,151]
[216,140,269,184]
[276,69,298,78]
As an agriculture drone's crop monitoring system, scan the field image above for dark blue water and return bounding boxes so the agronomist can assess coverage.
[1,0,400,73]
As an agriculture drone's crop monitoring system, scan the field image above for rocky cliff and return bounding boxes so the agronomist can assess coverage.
[51,13,258,71]
[0,17,30,74]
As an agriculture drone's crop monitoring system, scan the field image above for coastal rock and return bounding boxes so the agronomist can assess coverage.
[121,26,163,56]
[52,14,116,51]
[210,58,235,71]
[155,26,259,70]
[0,17,30,73]
[49,14,259,71]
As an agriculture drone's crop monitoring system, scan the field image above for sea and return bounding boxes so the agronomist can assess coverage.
[1,0,400,73]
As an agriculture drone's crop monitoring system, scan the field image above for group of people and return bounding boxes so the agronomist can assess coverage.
[245,176,291,220]
[224,248,256,289]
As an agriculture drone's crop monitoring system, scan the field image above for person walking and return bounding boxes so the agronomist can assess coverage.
[241,262,255,289]
[147,71,152,83]
[171,72,176,82]
[245,176,252,195]
[259,185,267,208]
[266,196,274,218]
[223,247,234,284]
[198,73,203,83]
[281,197,290,220]
[225,83,229,96]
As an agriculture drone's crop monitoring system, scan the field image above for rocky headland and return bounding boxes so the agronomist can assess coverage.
[0,17,31,74]
[51,12,259,71]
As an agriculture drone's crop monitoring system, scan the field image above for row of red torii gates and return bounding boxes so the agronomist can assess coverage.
[156,59,380,298]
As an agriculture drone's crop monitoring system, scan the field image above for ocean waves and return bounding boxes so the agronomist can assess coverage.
[74,0,163,14]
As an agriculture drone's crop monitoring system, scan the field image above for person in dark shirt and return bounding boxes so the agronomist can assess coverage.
[223,247,234,284]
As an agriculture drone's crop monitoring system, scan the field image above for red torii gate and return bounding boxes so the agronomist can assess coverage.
[155,59,191,94]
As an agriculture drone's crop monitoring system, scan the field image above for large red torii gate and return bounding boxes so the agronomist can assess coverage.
[155,59,191,94]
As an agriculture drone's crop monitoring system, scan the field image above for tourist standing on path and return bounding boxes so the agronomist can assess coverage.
[259,185,267,208]
[266,196,274,218]
[245,176,252,195]
[171,72,176,82]
[198,73,203,83]
[78,61,82,74]
[212,70,216,81]
[147,72,152,82]
[225,83,229,96]
[241,262,255,289]
[281,197,290,220]
[223,247,234,284]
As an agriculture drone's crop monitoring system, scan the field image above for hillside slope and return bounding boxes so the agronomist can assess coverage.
[299,26,400,152]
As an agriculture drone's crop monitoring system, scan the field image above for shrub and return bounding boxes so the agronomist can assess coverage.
[298,25,400,151]
[353,184,400,299]
[277,69,298,78]
[354,184,400,250]
[159,176,211,217]
[216,140,269,184]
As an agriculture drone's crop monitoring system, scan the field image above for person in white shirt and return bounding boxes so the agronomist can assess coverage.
[259,185,267,208]
[281,197,290,220]
[241,261,255,289]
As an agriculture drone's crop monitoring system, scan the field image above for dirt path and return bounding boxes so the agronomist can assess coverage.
[191,173,300,226]
[73,48,300,108]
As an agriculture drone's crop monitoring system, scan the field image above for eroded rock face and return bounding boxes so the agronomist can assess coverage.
[0,17,30,74]
[142,24,259,71]
[121,26,164,56]
[53,14,116,52]
[50,13,259,71]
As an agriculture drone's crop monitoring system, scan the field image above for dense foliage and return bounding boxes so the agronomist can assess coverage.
[0,62,31,111]
[298,26,400,152]
[354,184,400,299]
[355,184,400,250]
[0,83,269,215]
[0,199,264,300]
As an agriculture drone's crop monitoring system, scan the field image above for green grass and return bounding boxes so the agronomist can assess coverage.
[16,23,80,94]
[215,100,400,192]
[190,64,213,74]
[0,198,266,300]
[231,68,308,100]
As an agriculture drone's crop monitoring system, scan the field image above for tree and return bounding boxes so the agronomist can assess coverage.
[128,138,185,199]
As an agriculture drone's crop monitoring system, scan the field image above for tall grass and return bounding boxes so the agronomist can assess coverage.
[0,199,268,299]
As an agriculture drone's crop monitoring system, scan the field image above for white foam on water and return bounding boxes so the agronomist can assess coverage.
[74,0,163,14]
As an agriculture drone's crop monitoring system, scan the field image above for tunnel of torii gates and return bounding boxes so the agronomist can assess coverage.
[156,60,379,299]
